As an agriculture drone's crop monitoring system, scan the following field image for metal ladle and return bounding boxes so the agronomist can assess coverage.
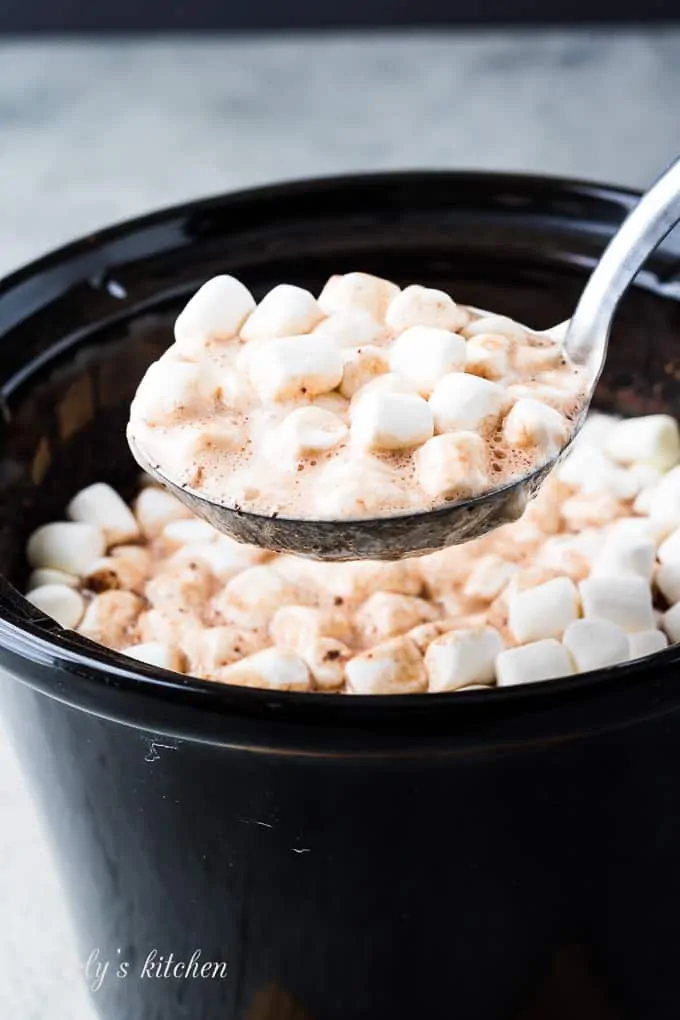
[129,157,680,561]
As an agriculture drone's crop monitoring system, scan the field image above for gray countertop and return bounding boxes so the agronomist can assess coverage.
[1,29,680,1018]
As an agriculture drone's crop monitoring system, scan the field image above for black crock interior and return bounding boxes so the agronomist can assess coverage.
[2,171,680,745]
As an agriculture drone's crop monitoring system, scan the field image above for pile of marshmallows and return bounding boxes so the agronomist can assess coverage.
[21,408,680,693]
[129,272,582,514]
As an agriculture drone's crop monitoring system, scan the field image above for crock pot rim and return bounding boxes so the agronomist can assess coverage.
[1,168,678,746]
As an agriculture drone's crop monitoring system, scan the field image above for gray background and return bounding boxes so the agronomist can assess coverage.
[1,29,679,1018]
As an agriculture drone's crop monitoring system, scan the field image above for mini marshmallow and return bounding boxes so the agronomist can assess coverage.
[172,423,241,466]
[345,636,427,694]
[658,527,680,564]
[85,556,147,594]
[590,531,656,582]
[385,285,468,333]
[313,309,385,348]
[315,457,410,518]
[339,346,389,398]
[496,639,574,686]
[122,642,184,672]
[406,621,451,653]
[579,575,655,633]
[276,406,348,460]
[562,619,629,673]
[513,343,564,374]
[145,560,213,614]
[560,492,624,530]
[604,414,680,471]
[648,467,680,529]
[351,391,433,451]
[27,568,79,591]
[570,412,618,451]
[429,373,505,433]
[415,432,488,500]
[350,372,417,408]
[628,629,669,660]
[162,518,218,547]
[663,602,680,642]
[508,576,579,643]
[133,486,192,538]
[78,590,145,648]
[462,555,519,602]
[388,327,467,396]
[216,565,294,629]
[465,333,514,381]
[502,398,568,458]
[249,334,343,402]
[318,273,400,320]
[26,584,85,629]
[27,522,106,576]
[425,627,504,692]
[302,638,351,691]
[270,605,352,650]
[173,535,266,582]
[218,648,311,691]
[656,562,680,605]
[240,284,323,341]
[181,625,262,675]
[355,592,438,645]
[67,483,140,546]
[557,447,639,500]
[462,314,526,343]
[174,275,256,348]
[130,359,215,425]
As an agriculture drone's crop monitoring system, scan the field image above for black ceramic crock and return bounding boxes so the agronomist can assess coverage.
[2,173,680,1020]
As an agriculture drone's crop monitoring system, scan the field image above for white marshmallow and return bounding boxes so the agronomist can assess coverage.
[462,314,526,343]
[465,333,514,381]
[162,519,218,547]
[502,398,569,458]
[314,309,385,348]
[315,457,411,518]
[579,575,655,633]
[27,521,106,576]
[172,422,241,462]
[648,466,680,529]
[133,487,192,538]
[180,625,262,675]
[26,584,85,629]
[562,619,629,673]
[84,555,147,594]
[658,527,680,564]
[216,566,294,629]
[569,411,618,451]
[276,406,348,461]
[350,372,417,408]
[628,629,668,660]
[78,590,144,648]
[240,284,323,341]
[507,576,579,643]
[302,638,351,691]
[560,492,624,530]
[425,627,504,692]
[172,535,266,581]
[318,273,400,320]
[218,648,311,691]
[122,642,184,671]
[249,334,343,402]
[270,605,352,650]
[345,637,427,694]
[462,555,519,602]
[496,639,574,686]
[656,562,680,605]
[590,532,656,582]
[67,482,140,546]
[429,373,505,433]
[663,602,680,642]
[174,275,256,348]
[27,568,79,591]
[385,285,468,333]
[556,447,639,500]
[604,414,680,471]
[339,345,389,398]
[513,343,564,374]
[388,327,467,396]
[130,359,215,425]
[351,391,433,451]
[415,432,488,499]
[355,592,438,645]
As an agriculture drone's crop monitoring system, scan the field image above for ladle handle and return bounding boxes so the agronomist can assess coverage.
[565,157,680,379]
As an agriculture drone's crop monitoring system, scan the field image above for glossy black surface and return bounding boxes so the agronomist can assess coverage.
[2,173,680,1019]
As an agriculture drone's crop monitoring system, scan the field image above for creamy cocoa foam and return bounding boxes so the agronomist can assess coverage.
[127,273,588,520]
